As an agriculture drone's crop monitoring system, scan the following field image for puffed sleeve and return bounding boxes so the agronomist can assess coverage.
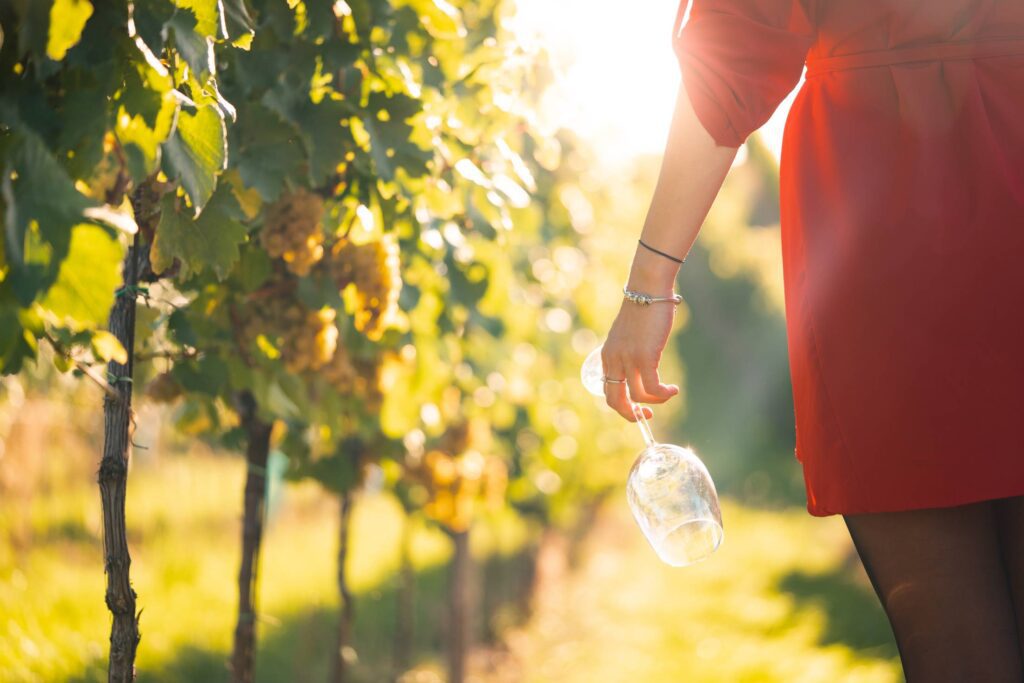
[673,0,815,147]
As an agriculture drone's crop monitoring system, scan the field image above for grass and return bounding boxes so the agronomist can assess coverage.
[0,403,902,683]
[0,445,532,683]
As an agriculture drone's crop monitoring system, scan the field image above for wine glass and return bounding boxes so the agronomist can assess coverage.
[581,343,723,566]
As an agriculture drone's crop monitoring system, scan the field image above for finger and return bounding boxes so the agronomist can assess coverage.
[625,369,647,408]
[614,368,655,421]
[617,390,654,422]
[627,400,654,421]
[602,357,636,422]
[637,404,654,420]
[625,364,671,408]
[638,363,679,404]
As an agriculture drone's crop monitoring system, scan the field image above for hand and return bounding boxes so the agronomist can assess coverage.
[601,297,680,422]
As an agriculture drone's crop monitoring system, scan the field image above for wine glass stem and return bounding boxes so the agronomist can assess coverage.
[631,402,657,447]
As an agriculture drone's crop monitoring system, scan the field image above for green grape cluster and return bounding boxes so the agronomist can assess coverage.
[260,188,326,276]
[240,283,338,373]
[322,343,358,392]
[326,236,402,340]
[406,419,507,531]
[145,372,182,403]
[322,344,387,410]
[281,306,337,373]
[413,449,508,532]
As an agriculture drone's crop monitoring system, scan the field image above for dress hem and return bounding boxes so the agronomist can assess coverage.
[805,481,1024,517]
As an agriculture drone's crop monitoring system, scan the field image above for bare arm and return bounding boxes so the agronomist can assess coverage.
[601,79,739,421]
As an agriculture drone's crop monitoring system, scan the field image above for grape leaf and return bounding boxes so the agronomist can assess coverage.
[164,8,214,80]
[131,0,175,54]
[56,67,117,178]
[237,371,303,421]
[61,1,120,67]
[175,0,218,37]
[230,104,304,201]
[1,132,93,304]
[120,60,173,130]
[292,99,356,186]
[222,0,255,47]
[162,103,226,213]
[1,132,90,253]
[173,354,229,395]
[40,224,123,329]
[0,308,37,375]
[233,247,271,293]
[151,189,247,280]
[91,330,128,364]
[13,0,52,63]
[345,0,372,40]
[405,0,464,40]
[46,0,93,60]
[117,62,178,180]
[363,91,430,181]
[299,452,360,494]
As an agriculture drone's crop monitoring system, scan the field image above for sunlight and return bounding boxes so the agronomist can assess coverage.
[510,0,796,164]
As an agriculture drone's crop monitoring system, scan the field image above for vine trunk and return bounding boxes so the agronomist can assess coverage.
[392,512,415,680]
[447,529,473,683]
[100,236,143,683]
[231,392,272,683]
[330,489,356,683]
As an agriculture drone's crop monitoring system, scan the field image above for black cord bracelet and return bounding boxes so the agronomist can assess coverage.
[638,239,686,265]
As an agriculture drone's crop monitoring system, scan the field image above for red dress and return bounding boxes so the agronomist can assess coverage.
[673,0,1024,516]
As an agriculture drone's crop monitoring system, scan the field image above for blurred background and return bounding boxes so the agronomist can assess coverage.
[0,1,902,682]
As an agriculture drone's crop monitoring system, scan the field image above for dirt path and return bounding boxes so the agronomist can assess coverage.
[475,499,901,683]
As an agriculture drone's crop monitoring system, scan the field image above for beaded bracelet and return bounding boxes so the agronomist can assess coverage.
[623,285,683,306]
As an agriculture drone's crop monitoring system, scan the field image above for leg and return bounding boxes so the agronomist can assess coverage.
[843,500,1022,683]
[994,495,1024,658]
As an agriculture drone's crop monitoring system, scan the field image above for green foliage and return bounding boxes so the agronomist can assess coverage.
[151,188,247,279]
[45,0,93,61]
[1,130,91,305]
[161,104,228,212]
[0,0,250,375]
[136,0,576,519]
[3,0,650,639]
[40,224,123,329]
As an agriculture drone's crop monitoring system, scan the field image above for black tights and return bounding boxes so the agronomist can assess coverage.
[843,496,1024,682]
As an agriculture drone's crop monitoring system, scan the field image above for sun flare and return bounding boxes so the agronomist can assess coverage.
[510,0,795,164]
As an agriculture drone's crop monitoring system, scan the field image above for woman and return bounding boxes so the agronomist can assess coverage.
[600,0,1024,679]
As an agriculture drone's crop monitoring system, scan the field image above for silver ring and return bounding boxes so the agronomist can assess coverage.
[602,376,627,384]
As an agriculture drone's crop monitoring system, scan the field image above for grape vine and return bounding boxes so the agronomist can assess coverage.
[1,1,643,680]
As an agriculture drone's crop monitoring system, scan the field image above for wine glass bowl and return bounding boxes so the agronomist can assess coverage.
[580,343,607,398]
[580,342,723,567]
[626,443,723,566]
